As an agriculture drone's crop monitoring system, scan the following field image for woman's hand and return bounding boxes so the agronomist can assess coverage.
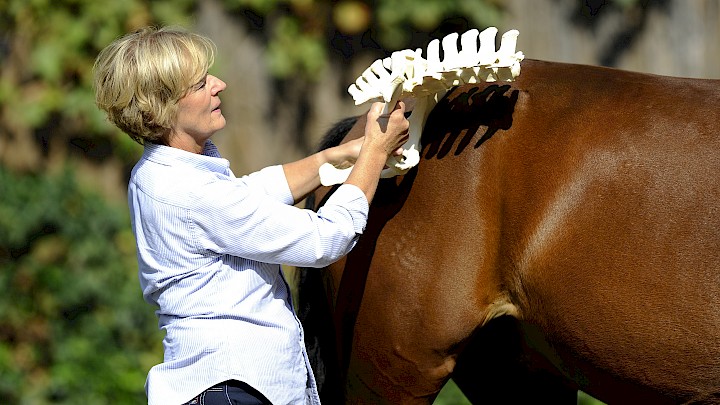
[362,102,410,159]
[327,135,404,170]
[344,101,410,203]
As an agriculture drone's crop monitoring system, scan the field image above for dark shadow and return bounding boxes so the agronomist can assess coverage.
[295,262,342,403]
[453,315,578,404]
[423,84,518,160]
[67,136,114,163]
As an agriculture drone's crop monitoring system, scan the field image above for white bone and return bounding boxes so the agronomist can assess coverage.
[425,39,442,74]
[440,33,460,70]
[477,27,499,65]
[458,29,480,67]
[494,30,522,67]
[321,27,524,186]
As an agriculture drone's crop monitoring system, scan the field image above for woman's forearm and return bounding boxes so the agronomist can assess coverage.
[343,146,388,203]
[282,148,334,204]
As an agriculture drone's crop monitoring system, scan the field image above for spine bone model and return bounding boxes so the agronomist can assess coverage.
[319,27,524,186]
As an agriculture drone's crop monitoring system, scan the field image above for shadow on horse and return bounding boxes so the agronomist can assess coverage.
[297,59,720,404]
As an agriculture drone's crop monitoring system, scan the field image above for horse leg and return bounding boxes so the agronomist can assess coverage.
[452,316,577,404]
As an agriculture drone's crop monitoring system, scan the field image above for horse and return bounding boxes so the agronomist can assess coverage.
[296,58,720,404]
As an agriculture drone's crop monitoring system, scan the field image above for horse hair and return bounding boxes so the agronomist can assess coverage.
[318,116,359,152]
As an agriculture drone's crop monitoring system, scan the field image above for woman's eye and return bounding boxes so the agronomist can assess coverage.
[195,76,207,90]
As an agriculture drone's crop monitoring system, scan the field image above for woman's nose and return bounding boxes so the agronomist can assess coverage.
[209,75,226,93]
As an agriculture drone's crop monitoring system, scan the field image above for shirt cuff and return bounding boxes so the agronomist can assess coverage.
[324,184,369,234]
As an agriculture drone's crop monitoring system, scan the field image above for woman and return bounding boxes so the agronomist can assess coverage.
[93,26,409,405]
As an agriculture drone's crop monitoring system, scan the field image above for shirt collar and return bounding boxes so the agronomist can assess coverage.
[142,140,230,173]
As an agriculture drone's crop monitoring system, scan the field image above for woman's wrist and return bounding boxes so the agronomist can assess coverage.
[323,141,359,168]
[319,147,339,167]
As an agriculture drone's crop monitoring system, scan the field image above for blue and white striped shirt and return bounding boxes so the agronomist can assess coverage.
[129,141,368,405]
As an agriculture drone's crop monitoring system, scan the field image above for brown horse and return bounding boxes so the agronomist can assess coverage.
[297,59,720,404]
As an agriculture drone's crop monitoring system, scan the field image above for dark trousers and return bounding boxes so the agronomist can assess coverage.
[183,380,272,405]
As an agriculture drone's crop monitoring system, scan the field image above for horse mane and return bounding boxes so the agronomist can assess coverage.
[317,115,359,153]
[296,115,358,401]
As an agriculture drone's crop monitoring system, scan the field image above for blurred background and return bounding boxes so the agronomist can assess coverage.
[1,0,718,403]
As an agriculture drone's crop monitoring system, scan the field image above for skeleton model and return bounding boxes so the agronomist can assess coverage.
[319,27,524,186]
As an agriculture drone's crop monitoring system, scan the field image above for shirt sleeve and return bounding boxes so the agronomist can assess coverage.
[188,178,369,268]
[234,165,294,205]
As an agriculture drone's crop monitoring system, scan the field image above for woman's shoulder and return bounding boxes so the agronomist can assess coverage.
[131,157,236,207]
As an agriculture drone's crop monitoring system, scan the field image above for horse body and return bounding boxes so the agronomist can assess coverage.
[300,59,720,404]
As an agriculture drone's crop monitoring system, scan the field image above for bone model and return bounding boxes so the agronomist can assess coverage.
[319,27,524,186]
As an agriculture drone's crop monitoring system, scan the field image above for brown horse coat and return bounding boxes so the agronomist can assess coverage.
[299,59,720,404]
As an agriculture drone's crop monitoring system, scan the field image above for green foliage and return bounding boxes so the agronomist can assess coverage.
[376,0,504,48]
[0,166,162,404]
[221,0,505,79]
[434,379,472,405]
[0,0,197,168]
[579,391,608,405]
[267,15,328,78]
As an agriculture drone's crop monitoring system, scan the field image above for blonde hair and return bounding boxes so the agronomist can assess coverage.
[93,26,216,144]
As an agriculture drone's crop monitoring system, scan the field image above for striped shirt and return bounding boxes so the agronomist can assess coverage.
[129,141,368,405]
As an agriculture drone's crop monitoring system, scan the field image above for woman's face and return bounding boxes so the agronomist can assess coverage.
[171,74,227,147]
